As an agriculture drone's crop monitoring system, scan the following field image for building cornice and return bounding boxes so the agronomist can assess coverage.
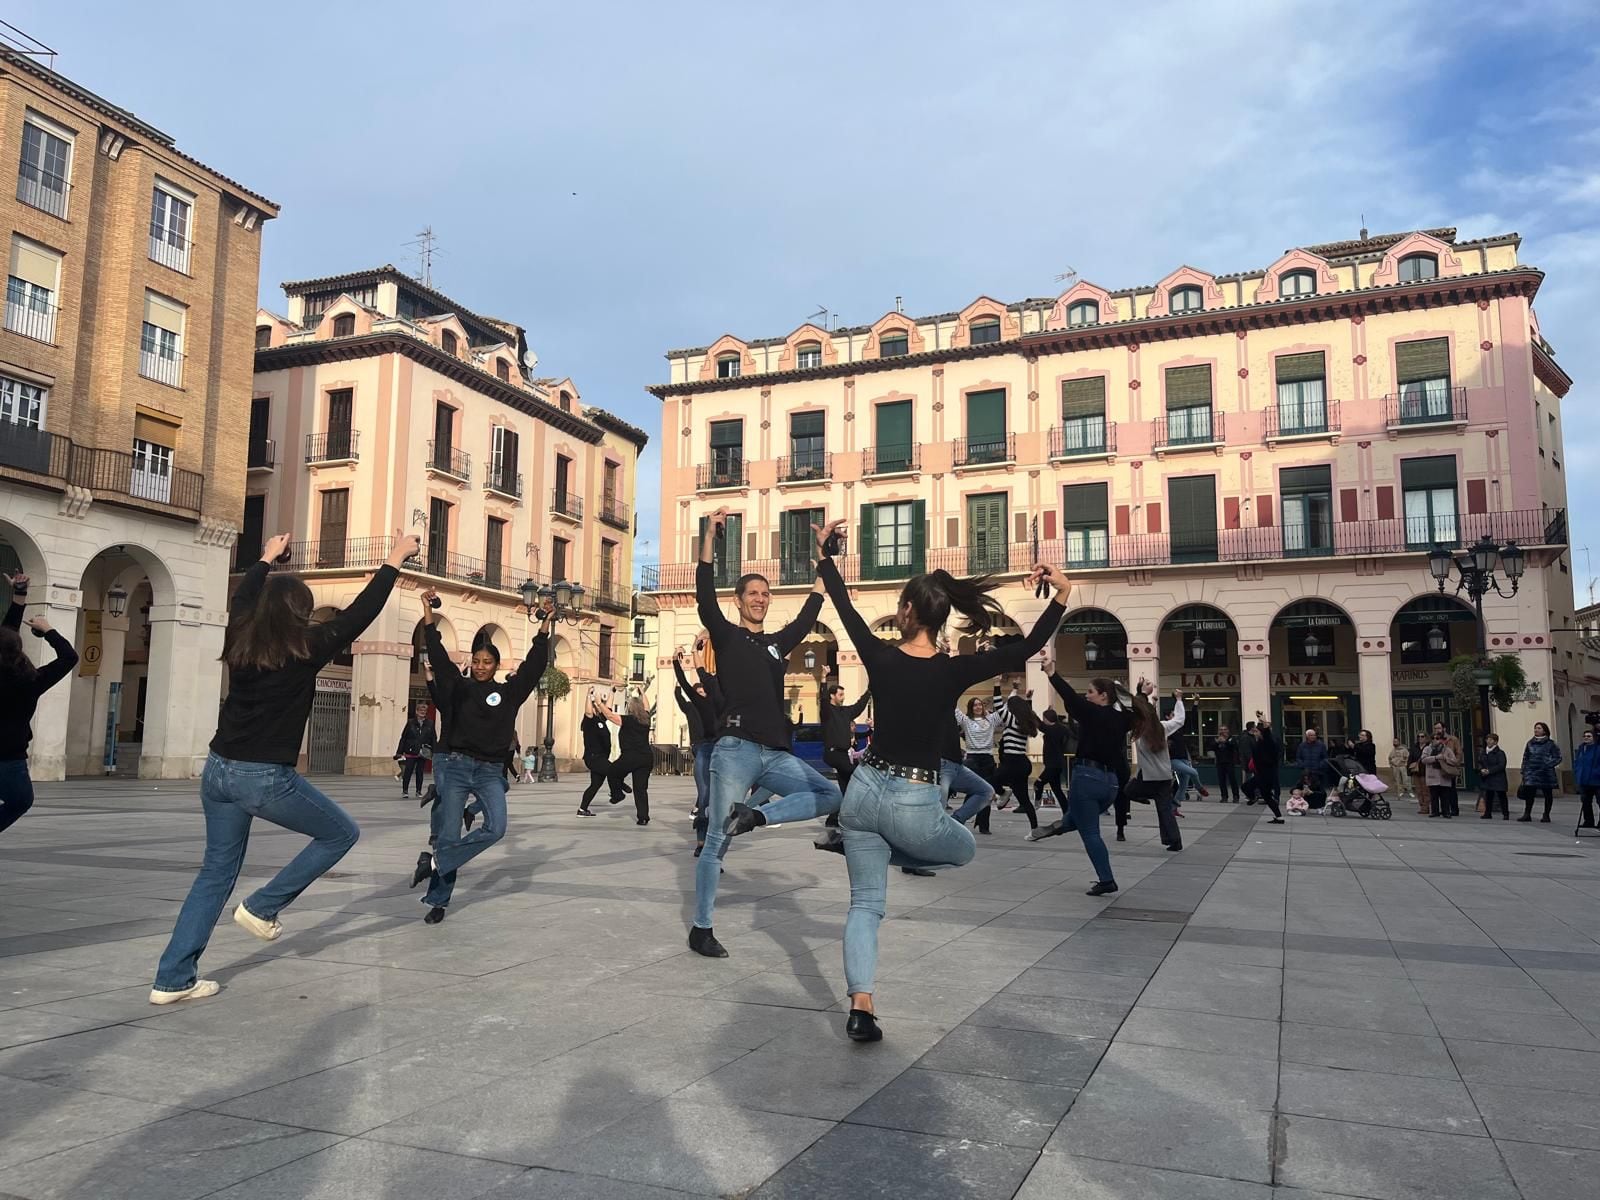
[648,268,1547,399]
[1533,342,1573,398]
[255,334,604,443]
[281,265,512,346]
[586,408,650,450]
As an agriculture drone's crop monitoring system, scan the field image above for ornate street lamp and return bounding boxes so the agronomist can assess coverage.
[1189,632,1207,662]
[518,577,586,781]
[1426,625,1447,654]
[1430,535,1525,744]
[106,583,129,618]
[1084,637,1100,666]
[802,648,817,670]
[1303,631,1322,660]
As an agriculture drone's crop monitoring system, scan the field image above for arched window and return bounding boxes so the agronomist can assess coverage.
[254,324,272,350]
[442,329,458,356]
[1281,269,1317,298]
[1066,300,1099,327]
[1399,253,1438,283]
[970,317,1001,345]
[495,358,510,382]
[331,313,355,337]
[716,352,741,379]
[1170,285,1204,314]
[796,341,822,369]
[559,390,572,412]
[879,330,909,357]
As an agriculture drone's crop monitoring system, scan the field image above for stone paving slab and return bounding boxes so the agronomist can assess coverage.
[0,775,1596,1198]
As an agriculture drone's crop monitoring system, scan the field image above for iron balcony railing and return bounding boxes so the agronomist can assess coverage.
[1384,385,1468,427]
[551,489,583,519]
[1265,398,1340,440]
[268,536,518,593]
[1049,421,1116,459]
[247,438,276,470]
[426,440,471,481]
[778,450,832,483]
[148,228,191,274]
[0,424,69,479]
[4,296,58,343]
[953,433,1015,467]
[69,445,204,513]
[138,348,183,388]
[862,443,920,476]
[639,564,660,591]
[600,495,631,529]
[485,466,523,500]
[306,430,359,463]
[593,579,631,612]
[696,461,747,490]
[1153,409,1224,449]
[17,164,69,218]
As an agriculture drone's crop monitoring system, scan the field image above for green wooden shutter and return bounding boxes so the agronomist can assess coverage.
[1062,482,1109,526]
[1275,352,1325,385]
[858,503,877,580]
[966,389,1006,442]
[967,493,1006,572]
[875,401,912,466]
[709,420,743,446]
[725,514,742,583]
[1396,338,1450,383]
[1280,465,1332,494]
[1401,456,1456,489]
[911,499,927,576]
[790,411,824,437]
[1169,476,1218,563]
[779,511,794,582]
[1061,377,1107,419]
[1165,365,1213,410]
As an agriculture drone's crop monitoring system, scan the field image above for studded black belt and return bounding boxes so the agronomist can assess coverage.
[863,753,940,785]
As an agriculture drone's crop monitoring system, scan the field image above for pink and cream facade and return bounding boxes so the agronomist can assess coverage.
[247,267,647,774]
[644,228,1583,785]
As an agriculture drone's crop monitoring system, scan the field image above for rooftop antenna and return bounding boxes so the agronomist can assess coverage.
[1054,266,1078,285]
[406,226,438,288]
[1360,215,1368,240]
[806,305,832,331]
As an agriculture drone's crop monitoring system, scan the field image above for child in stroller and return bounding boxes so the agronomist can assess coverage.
[1328,752,1393,819]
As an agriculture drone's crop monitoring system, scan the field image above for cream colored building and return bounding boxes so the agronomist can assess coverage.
[248,266,647,773]
[642,228,1584,787]
[0,48,278,779]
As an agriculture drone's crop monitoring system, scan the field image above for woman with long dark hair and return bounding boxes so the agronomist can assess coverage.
[1034,650,1129,889]
[992,692,1041,834]
[597,690,654,825]
[811,517,1069,1042]
[1518,722,1562,822]
[0,572,78,835]
[150,530,419,1004]
[1127,681,1188,851]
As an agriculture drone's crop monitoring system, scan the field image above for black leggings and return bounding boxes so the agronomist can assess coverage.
[580,757,610,810]
[0,763,34,834]
[994,754,1039,830]
[823,749,854,828]
[1482,789,1509,818]
[1522,786,1554,819]
[1033,763,1067,808]
[608,754,652,821]
[1580,786,1597,827]
[400,757,427,794]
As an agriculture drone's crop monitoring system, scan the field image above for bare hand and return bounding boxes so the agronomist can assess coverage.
[388,531,423,566]
[25,615,50,635]
[709,506,730,534]
[260,533,292,564]
[419,588,440,620]
[1029,563,1071,599]
[812,517,846,558]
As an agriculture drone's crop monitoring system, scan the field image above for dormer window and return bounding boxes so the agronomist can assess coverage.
[331,313,355,337]
[716,352,741,379]
[559,390,572,412]
[1066,300,1099,327]
[442,329,458,355]
[1170,285,1204,314]
[495,358,510,382]
[879,331,909,358]
[970,317,1001,345]
[255,324,272,350]
[1281,270,1317,298]
[1399,253,1438,282]
[796,341,822,370]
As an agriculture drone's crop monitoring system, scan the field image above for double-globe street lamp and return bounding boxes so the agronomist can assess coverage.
[1427,535,1526,745]
[518,578,586,782]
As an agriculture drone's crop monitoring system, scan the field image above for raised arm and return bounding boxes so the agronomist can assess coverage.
[699,669,723,712]
[817,556,881,663]
[1046,673,1097,723]
[231,532,294,620]
[23,616,78,695]
[1162,695,1186,736]
[842,690,871,721]
[696,508,737,636]
[593,694,623,727]
[2,571,27,630]
[773,588,825,656]
[419,597,459,701]
[505,610,555,704]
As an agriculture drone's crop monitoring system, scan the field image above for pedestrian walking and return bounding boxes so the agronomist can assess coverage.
[1518,722,1562,822]
[0,573,78,836]
[1479,733,1509,819]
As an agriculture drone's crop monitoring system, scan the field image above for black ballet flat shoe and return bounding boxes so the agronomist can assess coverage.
[608,793,624,805]
[410,852,433,889]
[1086,880,1118,897]
[1517,815,1532,822]
[636,817,650,826]
[1166,843,1183,852]
[724,802,765,838]
[693,843,704,858]
[901,867,936,877]
[1268,818,1286,824]
[814,829,845,855]
[1540,815,1551,823]
[622,782,633,795]
[846,1009,882,1043]
[1115,829,1126,841]
[424,906,446,925]
[688,926,728,958]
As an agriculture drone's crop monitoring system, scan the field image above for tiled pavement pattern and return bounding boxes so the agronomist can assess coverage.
[0,776,1597,1199]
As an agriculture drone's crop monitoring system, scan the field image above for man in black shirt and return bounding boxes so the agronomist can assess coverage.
[819,679,869,828]
[689,507,841,958]
[1211,725,1241,802]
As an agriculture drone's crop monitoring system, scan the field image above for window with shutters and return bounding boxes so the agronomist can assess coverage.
[427,497,452,575]
[18,112,72,218]
[632,653,645,681]
[1281,269,1317,298]
[1164,365,1214,445]
[1067,300,1099,327]
[698,513,743,587]
[1058,377,1108,455]
[0,372,50,476]
[879,331,909,358]
[1061,483,1109,569]
[1398,253,1438,283]
[5,235,60,343]
[797,341,822,369]
[324,389,354,460]
[431,402,456,472]
[139,291,186,386]
[966,493,1008,573]
[551,535,569,583]
[716,352,741,378]
[441,329,458,356]
[1394,337,1452,422]
[598,627,613,679]
[780,508,823,584]
[331,313,355,338]
[873,401,913,474]
[248,398,272,469]
[319,489,350,567]
[237,494,266,570]
[1401,457,1458,548]
[709,419,744,485]
[970,317,1001,345]
[1170,285,1204,313]
[490,426,520,497]
[1275,351,1327,434]
[964,389,1007,463]
[859,500,924,580]
[485,517,506,589]
[1281,466,1333,558]
[789,411,825,477]
[1168,476,1218,564]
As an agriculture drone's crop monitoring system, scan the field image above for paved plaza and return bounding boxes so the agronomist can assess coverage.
[0,774,1597,1199]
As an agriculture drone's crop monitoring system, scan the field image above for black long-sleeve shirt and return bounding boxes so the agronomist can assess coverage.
[820,684,869,751]
[673,658,717,745]
[426,678,453,754]
[819,558,1063,772]
[211,562,398,764]
[581,711,612,762]
[424,622,549,764]
[1046,675,1132,773]
[696,561,823,750]
[1,600,78,761]
[1211,734,1239,768]
[1041,722,1068,767]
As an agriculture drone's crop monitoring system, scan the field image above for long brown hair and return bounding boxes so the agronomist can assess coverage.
[0,626,36,684]
[222,573,316,671]
[1128,690,1167,752]
[898,570,1005,636]
[1004,693,1039,737]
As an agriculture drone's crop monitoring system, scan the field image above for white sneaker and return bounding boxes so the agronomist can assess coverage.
[233,903,282,941]
[148,979,221,1005]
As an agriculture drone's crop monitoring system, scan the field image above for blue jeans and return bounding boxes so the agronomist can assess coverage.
[428,786,483,846]
[1059,761,1117,885]
[841,760,977,995]
[425,755,508,907]
[154,753,359,991]
[1173,759,1201,798]
[942,759,995,825]
[694,736,841,929]
[0,758,34,834]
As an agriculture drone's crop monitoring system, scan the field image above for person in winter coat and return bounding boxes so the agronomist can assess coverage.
[1478,733,1509,820]
[1518,723,1562,822]
[1211,726,1241,802]
[1408,735,1429,813]
[1353,730,1378,777]
[1295,728,1330,787]
[1420,730,1461,817]
[1388,737,1414,802]
[1570,726,1599,829]
[394,701,437,798]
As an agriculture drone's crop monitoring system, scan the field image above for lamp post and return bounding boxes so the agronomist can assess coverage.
[1427,536,1526,744]
[519,576,587,782]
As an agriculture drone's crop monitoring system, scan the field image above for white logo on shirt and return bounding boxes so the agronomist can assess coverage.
[485,691,503,707]
[767,645,781,662]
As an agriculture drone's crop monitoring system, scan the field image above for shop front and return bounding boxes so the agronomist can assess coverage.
[1390,595,1481,787]
[1270,601,1360,785]
[1161,605,1240,783]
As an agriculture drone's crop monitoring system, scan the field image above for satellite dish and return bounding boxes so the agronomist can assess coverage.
[523,349,539,372]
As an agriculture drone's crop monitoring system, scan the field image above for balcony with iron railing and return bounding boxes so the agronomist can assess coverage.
[426,440,471,482]
[17,164,69,218]
[5,293,58,344]
[696,461,748,491]
[148,227,192,274]
[1265,398,1340,441]
[600,494,631,530]
[0,424,69,479]
[550,489,583,520]
[953,433,1016,469]
[247,438,276,471]
[261,535,519,593]
[593,579,631,612]
[305,430,359,464]
[1384,385,1468,429]
[0,423,207,516]
[1049,421,1117,459]
[1153,409,1224,451]
[485,465,523,501]
[778,450,832,484]
[139,348,183,388]
[862,443,920,477]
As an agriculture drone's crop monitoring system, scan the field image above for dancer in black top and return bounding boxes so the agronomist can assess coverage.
[811,515,1069,1040]
[674,648,722,853]
[819,679,870,829]
[597,691,654,824]
[394,700,436,797]
[1032,709,1069,810]
[0,573,78,836]
[152,530,419,1003]
[577,690,615,815]
[993,693,1041,834]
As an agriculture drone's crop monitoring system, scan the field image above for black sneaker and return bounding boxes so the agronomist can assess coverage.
[1269,818,1286,824]
[814,829,845,855]
[1086,880,1118,896]
[410,852,434,889]
[901,867,936,877]
[1116,829,1126,842]
[688,926,728,958]
[576,807,594,817]
[724,802,765,837]
[846,1009,882,1042]
[424,906,446,924]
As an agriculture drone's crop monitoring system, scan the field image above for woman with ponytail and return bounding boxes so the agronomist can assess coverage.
[811,517,1070,1043]
[0,572,78,835]
[1127,680,1187,852]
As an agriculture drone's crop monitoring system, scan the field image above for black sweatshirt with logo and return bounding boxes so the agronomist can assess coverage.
[423,621,549,764]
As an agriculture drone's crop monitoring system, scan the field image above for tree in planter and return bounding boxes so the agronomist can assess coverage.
[1447,653,1528,714]
[535,665,570,780]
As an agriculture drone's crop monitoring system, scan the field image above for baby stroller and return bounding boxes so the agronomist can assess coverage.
[1327,753,1392,819]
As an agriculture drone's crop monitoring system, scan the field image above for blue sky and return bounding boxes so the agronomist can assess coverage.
[18,1,1600,586]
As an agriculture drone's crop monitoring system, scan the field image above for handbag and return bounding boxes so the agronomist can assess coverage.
[1516,783,1534,802]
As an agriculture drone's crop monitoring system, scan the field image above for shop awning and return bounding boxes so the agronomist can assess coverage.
[1274,600,1350,628]
[1061,608,1124,636]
